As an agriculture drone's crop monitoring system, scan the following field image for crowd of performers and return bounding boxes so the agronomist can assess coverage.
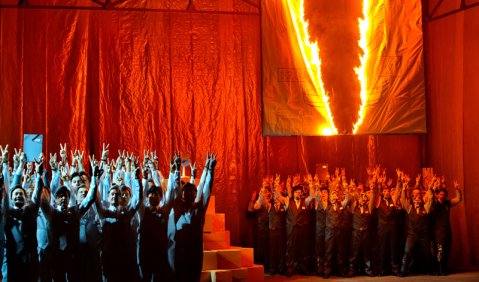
[247,167,463,278]
[0,144,217,282]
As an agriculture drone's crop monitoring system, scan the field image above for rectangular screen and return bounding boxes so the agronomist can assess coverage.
[262,0,427,135]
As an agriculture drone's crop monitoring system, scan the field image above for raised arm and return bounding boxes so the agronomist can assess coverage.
[165,152,181,207]
[31,156,46,209]
[450,180,463,206]
[400,182,411,213]
[129,167,143,212]
[194,161,208,204]
[274,177,289,208]
[0,172,7,224]
[78,163,100,216]
[202,153,216,210]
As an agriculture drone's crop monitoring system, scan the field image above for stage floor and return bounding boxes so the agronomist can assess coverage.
[265,271,479,281]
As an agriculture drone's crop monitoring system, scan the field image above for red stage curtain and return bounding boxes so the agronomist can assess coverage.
[425,6,479,270]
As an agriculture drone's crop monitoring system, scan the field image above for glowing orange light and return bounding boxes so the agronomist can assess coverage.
[320,127,334,136]
[285,0,376,135]
[353,0,372,134]
[285,0,338,135]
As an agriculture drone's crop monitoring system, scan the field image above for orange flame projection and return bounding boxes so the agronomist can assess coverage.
[286,0,375,134]
[353,0,372,134]
[285,0,337,135]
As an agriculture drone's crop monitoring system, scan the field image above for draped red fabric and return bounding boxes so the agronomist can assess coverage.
[425,6,479,270]
[0,0,478,270]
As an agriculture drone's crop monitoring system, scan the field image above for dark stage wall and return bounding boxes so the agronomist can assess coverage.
[0,0,478,270]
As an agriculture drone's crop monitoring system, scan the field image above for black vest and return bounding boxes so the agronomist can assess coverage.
[325,203,344,230]
[269,202,286,230]
[286,198,309,227]
[139,206,168,252]
[352,205,371,231]
[408,206,429,235]
[377,197,398,225]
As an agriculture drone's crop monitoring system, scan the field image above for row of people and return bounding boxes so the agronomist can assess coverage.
[0,144,217,282]
[248,167,462,278]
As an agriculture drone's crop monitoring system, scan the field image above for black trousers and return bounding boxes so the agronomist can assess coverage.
[269,228,286,274]
[76,244,102,282]
[286,224,309,273]
[315,228,325,275]
[52,249,76,282]
[324,227,347,276]
[349,229,371,274]
[140,248,171,282]
[378,223,400,273]
[38,247,53,282]
[433,230,451,273]
[401,232,431,274]
[4,251,38,282]
[255,228,269,267]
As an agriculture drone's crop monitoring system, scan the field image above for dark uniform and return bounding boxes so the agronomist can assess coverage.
[139,205,170,281]
[48,206,80,282]
[401,205,431,275]
[101,207,140,282]
[254,205,269,268]
[3,205,39,282]
[285,197,310,274]
[376,197,400,275]
[324,204,346,276]
[77,207,102,282]
[314,202,326,275]
[168,201,206,282]
[348,204,373,276]
[268,201,286,274]
[432,199,452,274]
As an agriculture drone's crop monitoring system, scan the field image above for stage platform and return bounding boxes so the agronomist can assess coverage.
[265,271,479,282]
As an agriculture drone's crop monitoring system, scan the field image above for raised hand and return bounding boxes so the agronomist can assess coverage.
[416,173,421,184]
[208,153,217,170]
[60,166,69,182]
[22,168,31,183]
[71,149,78,167]
[89,155,98,173]
[13,148,20,166]
[0,144,8,163]
[20,150,27,164]
[190,162,197,178]
[453,180,460,190]
[34,153,44,174]
[49,153,58,170]
[60,143,68,162]
[101,143,110,161]
[396,168,402,179]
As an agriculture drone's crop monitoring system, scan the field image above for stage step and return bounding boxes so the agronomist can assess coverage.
[204,213,225,233]
[202,196,263,281]
[201,265,264,282]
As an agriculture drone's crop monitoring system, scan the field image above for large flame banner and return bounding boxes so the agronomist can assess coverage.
[262,0,426,135]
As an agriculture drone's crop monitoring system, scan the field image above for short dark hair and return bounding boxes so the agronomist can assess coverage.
[54,186,71,198]
[146,185,163,197]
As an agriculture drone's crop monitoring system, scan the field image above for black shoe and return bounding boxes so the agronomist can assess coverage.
[285,271,294,277]
[366,270,374,277]
[346,270,354,277]
[323,273,330,279]
[269,270,277,275]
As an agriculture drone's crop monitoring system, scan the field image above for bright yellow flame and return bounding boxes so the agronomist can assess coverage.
[320,127,334,136]
[353,0,372,134]
[285,0,338,135]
